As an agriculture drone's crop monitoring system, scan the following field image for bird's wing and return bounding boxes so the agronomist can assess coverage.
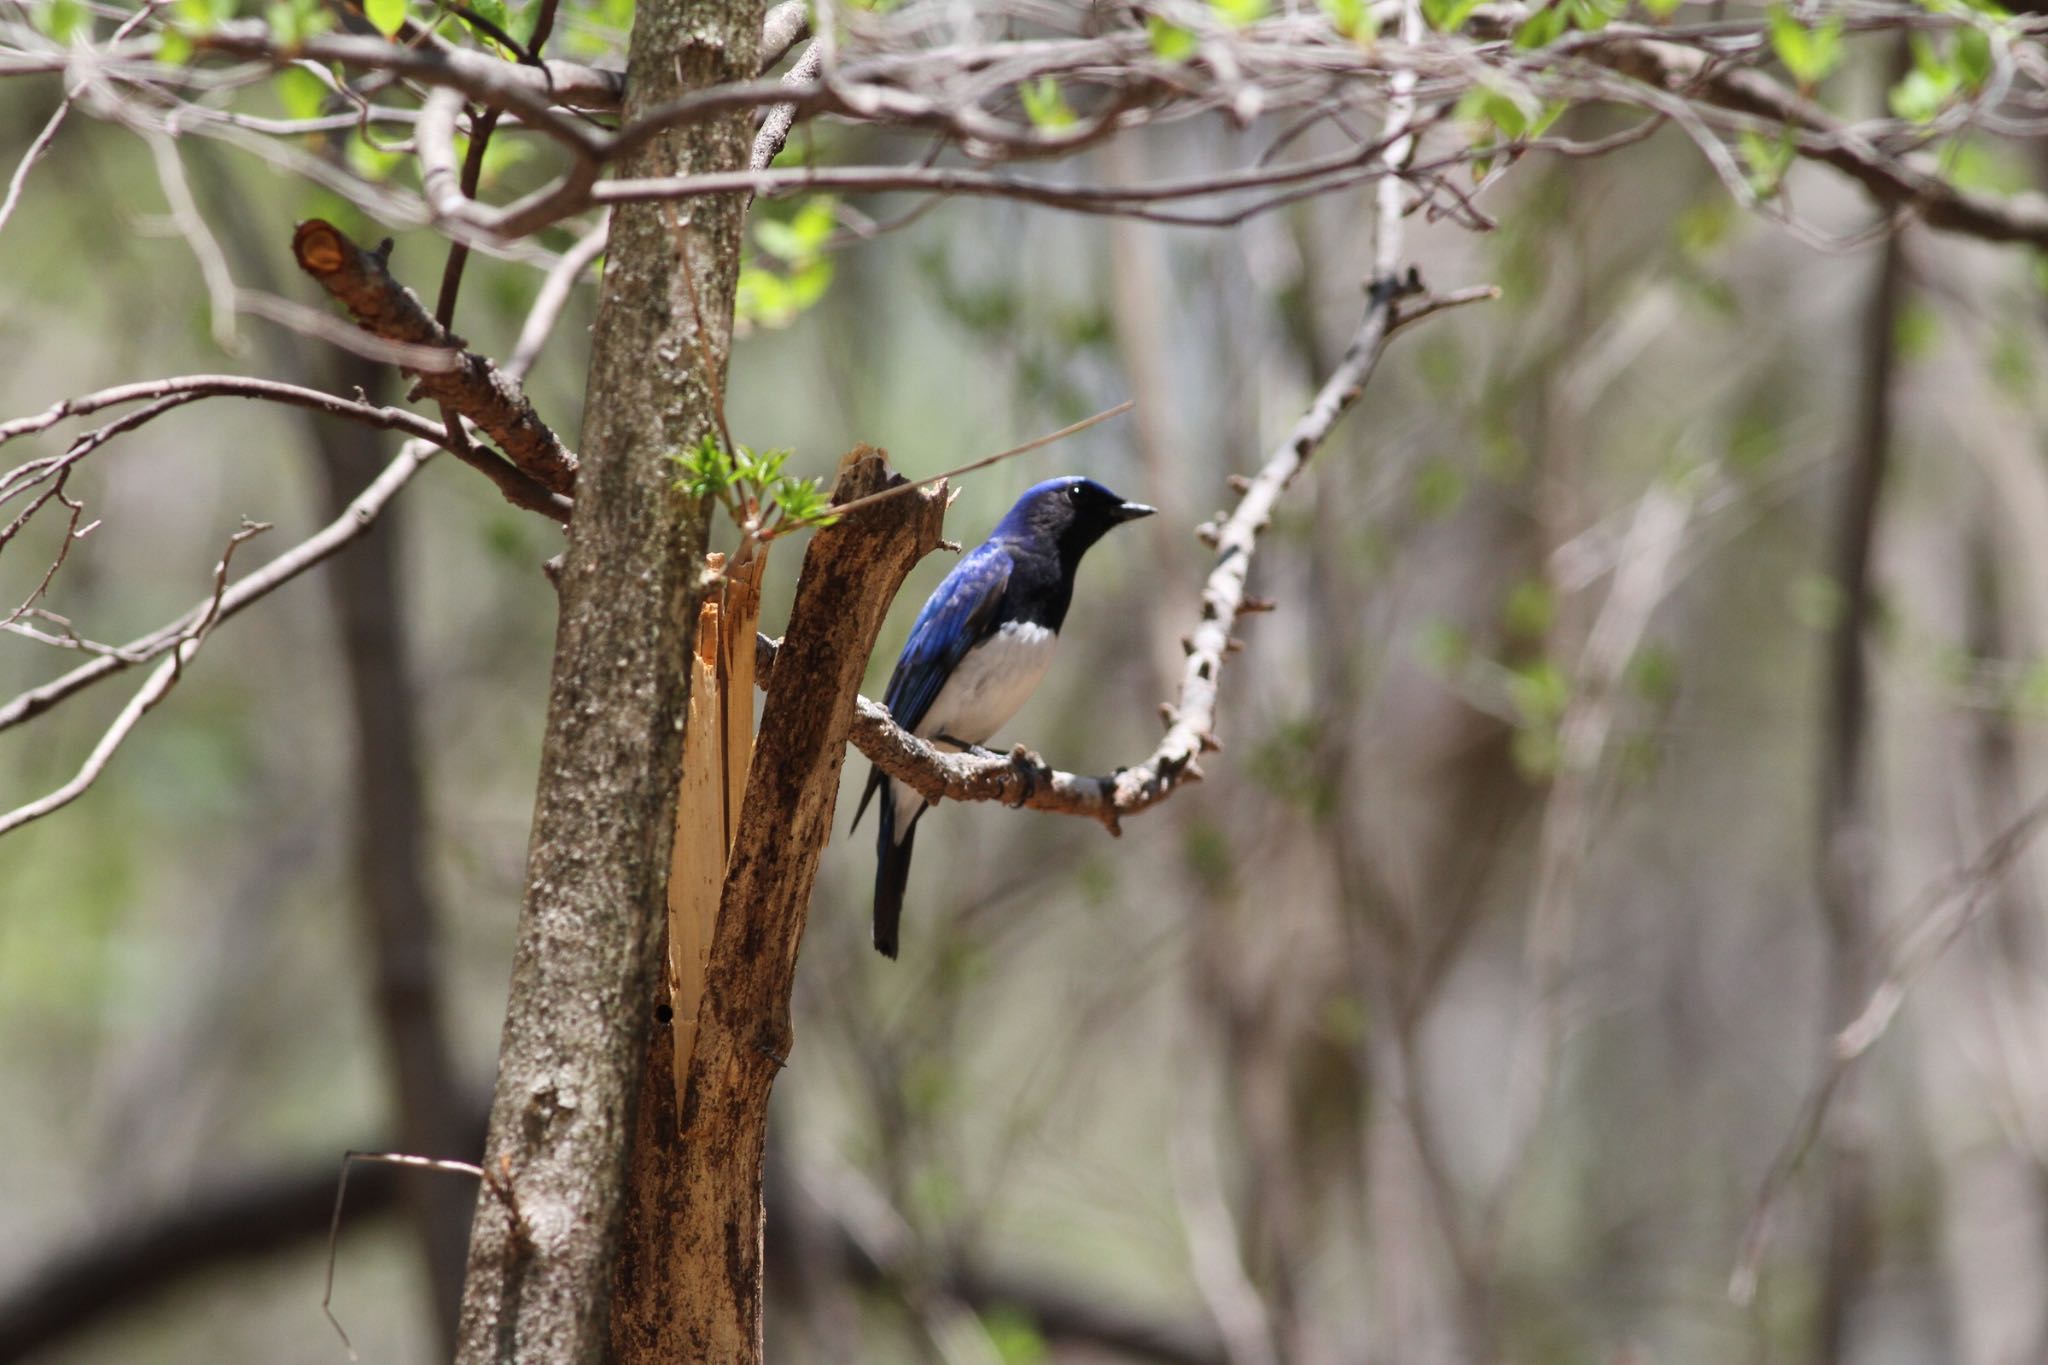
[882,541,1013,736]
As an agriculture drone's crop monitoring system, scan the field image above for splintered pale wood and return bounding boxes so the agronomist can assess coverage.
[608,447,948,1363]
[668,550,765,1118]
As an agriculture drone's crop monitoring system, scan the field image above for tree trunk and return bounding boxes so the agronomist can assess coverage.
[452,0,761,1357]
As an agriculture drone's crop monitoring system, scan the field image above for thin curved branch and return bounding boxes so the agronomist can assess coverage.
[762,283,1496,834]
[1573,32,2048,247]
[0,518,266,837]
[0,440,435,736]
[507,221,608,381]
[0,373,567,522]
[759,1,809,73]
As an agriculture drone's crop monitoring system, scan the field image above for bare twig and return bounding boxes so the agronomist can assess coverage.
[758,1,808,73]
[0,374,567,522]
[0,440,435,736]
[144,131,240,354]
[507,220,608,381]
[322,1151,484,1361]
[0,518,268,838]
[1732,782,2048,1304]
[752,40,822,174]
[0,0,165,238]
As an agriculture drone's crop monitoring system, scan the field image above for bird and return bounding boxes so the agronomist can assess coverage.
[852,475,1155,958]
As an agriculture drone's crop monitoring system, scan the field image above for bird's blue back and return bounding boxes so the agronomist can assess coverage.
[880,540,1012,736]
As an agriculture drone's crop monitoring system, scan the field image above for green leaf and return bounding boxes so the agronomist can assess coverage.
[1889,68,1954,123]
[1956,25,1993,88]
[754,197,836,262]
[1892,298,1939,361]
[1738,126,1796,196]
[769,475,835,527]
[1415,620,1470,674]
[273,65,327,120]
[1990,320,2031,399]
[37,0,87,40]
[1210,0,1267,25]
[667,433,736,500]
[1639,0,1682,19]
[1321,0,1373,39]
[346,131,404,180]
[1421,0,1482,31]
[981,1307,1050,1365]
[1674,196,1734,255]
[1501,578,1555,639]
[468,0,509,35]
[1564,0,1618,32]
[1627,643,1680,705]
[1019,76,1076,131]
[1513,4,1567,46]
[175,0,235,28]
[736,266,792,327]
[156,26,194,61]
[1146,14,1199,59]
[1767,5,1844,89]
[264,0,301,44]
[753,220,806,264]
[789,195,836,249]
[365,0,406,36]
[1411,459,1467,520]
[1506,658,1570,727]
[1945,137,2028,193]
[785,257,834,311]
[1456,85,1532,139]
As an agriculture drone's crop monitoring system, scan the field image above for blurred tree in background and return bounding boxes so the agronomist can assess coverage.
[7,0,2048,1359]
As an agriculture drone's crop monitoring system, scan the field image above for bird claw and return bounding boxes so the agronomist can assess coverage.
[1006,745,1042,808]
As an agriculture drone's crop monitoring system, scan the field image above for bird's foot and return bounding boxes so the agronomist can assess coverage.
[1006,744,1043,808]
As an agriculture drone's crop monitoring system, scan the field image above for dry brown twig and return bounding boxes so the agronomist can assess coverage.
[290,219,579,500]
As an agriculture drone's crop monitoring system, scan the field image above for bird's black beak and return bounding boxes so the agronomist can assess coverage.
[1113,501,1157,523]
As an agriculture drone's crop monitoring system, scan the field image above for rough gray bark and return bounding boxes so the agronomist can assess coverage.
[608,450,948,1361]
[452,0,761,1357]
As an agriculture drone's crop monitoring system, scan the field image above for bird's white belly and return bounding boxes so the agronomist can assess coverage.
[888,622,1056,846]
[917,621,1058,748]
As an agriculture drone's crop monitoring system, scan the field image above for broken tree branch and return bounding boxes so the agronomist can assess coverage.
[292,219,579,498]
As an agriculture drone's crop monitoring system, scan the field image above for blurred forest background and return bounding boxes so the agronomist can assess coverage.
[7,3,2048,1362]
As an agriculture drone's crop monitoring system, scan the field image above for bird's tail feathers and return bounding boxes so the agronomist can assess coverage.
[872,798,919,959]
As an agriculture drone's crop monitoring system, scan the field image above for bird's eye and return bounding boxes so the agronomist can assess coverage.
[1066,485,1082,503]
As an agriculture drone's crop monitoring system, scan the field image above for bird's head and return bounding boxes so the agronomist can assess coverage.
[995,476,1155,562]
